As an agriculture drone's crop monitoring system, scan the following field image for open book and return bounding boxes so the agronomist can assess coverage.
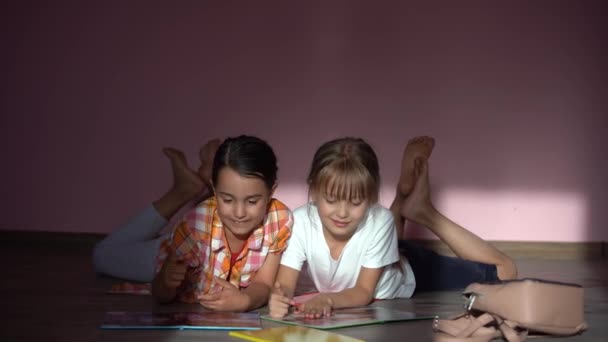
[262,305,433,330]
[100,311,261,330]
[230,325,365,342]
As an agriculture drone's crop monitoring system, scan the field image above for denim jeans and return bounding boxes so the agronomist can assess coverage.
[398,240,499,293]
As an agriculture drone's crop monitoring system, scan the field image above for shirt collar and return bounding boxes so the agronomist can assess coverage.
[210,211,266,252]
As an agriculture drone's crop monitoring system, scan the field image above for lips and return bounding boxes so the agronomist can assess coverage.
[331,219,349,228]
[231,219,250,225]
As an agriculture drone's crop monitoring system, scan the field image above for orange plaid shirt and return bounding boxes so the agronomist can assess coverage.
[155,197,293,303]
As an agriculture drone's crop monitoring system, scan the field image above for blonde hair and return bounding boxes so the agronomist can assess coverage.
[307,137,380,204]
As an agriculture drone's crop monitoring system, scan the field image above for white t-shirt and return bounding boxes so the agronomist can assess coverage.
[281,203,416,299]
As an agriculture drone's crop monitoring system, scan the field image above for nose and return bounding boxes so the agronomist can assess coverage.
[337,201,348,219]
[234,202,246,219]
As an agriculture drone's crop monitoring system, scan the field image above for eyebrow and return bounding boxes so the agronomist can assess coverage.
[217,192,264,200]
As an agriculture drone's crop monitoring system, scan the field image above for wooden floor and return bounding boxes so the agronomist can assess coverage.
[1,237,606,341]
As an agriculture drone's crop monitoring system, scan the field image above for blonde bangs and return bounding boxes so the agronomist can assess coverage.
[314,159,376,203]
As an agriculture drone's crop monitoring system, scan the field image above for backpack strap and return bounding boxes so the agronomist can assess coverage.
[433,313,528,342]
[494,317,528,342]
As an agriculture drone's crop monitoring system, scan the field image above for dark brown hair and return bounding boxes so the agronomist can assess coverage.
[212,135,277,190]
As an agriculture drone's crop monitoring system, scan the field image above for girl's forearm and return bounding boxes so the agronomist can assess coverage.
[325,287,374,309]
[241,282,272,311]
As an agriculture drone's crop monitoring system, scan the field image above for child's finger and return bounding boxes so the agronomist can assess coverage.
[171,269,187,279]
[276,295,293,306]
[175,263,187,273]
[270,290,291,305]
[269,303,290,319]
[272,281,285,296]
[169,255,186,268]
[166,247,183,265]
[198,292,221,302]
[213,276,235,289]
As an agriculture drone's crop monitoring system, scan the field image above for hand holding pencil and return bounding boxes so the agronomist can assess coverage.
[268,282,296,319]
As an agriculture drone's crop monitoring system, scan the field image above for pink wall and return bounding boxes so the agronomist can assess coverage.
[1,2,606,242]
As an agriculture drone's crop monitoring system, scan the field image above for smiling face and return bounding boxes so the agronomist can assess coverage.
[306,138,380,242]
[214,167,275,240]
[314,190,370,241]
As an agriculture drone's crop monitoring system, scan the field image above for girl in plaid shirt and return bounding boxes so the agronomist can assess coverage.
[94,136,293,312]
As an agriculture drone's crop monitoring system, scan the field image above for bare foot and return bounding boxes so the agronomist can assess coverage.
[398,136,435,197]
[400,158,436,227]
[197,139,221,186]
[163,147,206,200]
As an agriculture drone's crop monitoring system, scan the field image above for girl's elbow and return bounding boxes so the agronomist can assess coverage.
[359,289,375,305]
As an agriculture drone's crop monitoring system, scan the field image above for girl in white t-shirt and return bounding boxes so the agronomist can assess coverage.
[269,136,517,319]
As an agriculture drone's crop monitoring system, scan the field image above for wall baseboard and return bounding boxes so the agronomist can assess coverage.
[0,230,104,247]
[413,239,606,260]
[0,230,605,259]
